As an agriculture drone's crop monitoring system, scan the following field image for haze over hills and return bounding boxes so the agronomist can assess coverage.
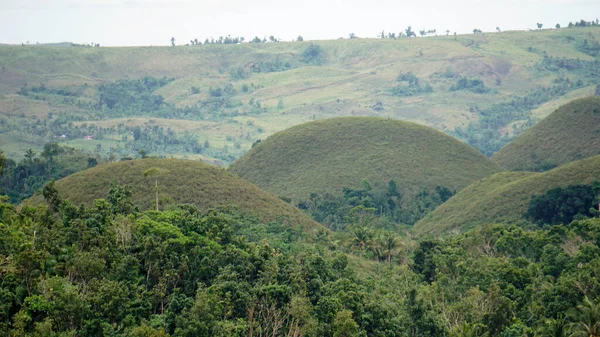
[413,154,600,236]
[492,96,600,171]
[25,158,320,230]
[228,117,503,203]
[1,27,599,164]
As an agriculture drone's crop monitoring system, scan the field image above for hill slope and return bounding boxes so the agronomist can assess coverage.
[28,158,319,229]
[228,117,502,203]
[1,27,599,163]
[492,97,600,171]
[413,155,600,236]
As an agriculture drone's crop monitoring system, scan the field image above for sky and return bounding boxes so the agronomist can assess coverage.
[1,0,599,46]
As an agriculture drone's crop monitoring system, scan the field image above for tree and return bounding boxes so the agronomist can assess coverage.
[332,310,360,337]
[419,30,427,37]
[171,37,175,46]
[350,225,373,251]
[301,44,325,65]
[143,167,170,211]
[556,23,561,29]
[41,142,62,162]
[297,35,304,42]
[537,23,543,29]
[87,157,98,168]
[24,149,36,164]
[496,27,501,32]
[569,297,600,337]
[526,184,596,225]
[537,315,568,337]
[42,180,62,212]
[380,232,401,266]
[349,33,357,39]
[405,26,415,37]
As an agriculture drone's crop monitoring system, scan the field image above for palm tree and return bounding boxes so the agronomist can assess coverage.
[379,232,402,266]
[570,297,600,337]
[351,226,373,251]
[537,315,568,337]
[143,167,170,211]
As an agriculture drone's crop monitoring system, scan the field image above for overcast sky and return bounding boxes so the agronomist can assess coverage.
[1,0,599,46]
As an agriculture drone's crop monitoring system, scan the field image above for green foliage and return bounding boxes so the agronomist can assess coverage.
[449,77,491,94]
[526,183,598,226]
[98,76,173,111]
[0,144,92,203]
[251,56,295,73]
[299,180,454,229]
[391,72,433,97]
[301,44,326,65]
[6,184,600,336]
[492,97,600,171]
[332,310,360,337]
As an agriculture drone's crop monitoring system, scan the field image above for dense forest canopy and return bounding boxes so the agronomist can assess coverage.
[1,182,600,336]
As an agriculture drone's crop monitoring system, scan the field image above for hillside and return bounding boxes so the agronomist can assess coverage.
[492,96,600,171]
[228,117,502,203]
[413,155,600,236]
[26,158,319,229]
[1,27,599,164]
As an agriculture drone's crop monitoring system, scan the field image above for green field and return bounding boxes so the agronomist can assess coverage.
[1,27,600,164]
[413,155,600,236]
[25,158,320,230]
[229,117,502,203]
[492,96,600,171]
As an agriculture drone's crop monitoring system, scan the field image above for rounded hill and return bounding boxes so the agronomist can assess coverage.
[29,158,319,229]
[228,117,503,203]
[492,97,600,172]
[414,155,600,236]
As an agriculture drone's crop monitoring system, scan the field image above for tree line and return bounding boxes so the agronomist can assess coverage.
[1,175,600,336]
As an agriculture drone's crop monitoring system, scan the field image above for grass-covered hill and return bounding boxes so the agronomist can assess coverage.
[1,27,599,164]
[413,154,600,236]
[228,117,503,203]
[26,158,319,229]
[492,96,600,171]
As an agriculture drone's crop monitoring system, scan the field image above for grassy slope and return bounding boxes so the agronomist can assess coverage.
[228,117,502,202]
[413,155,600,236]
[26,158,320,230]
[492,97,600,171]
[1,27,599,163]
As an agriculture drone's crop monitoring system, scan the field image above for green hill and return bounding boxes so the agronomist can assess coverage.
[26,158,319,230]
[413,155,600,236]
[1,27,600,164]
[492,97,600,171]
[228,117,502,203]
